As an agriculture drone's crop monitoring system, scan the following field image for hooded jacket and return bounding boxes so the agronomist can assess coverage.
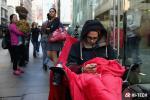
[67,20,116,69]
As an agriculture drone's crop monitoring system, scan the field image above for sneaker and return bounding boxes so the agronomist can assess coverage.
[13,70,21,75]
[17,67,24,73]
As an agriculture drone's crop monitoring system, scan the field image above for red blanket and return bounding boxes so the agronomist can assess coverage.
[49,36,77,100]
[49,36,125,100]
[63,57,125,100]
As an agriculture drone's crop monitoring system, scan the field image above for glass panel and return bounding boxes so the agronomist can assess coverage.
[124,0,150,84]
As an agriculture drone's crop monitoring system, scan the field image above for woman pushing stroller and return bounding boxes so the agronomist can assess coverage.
[67,20,117,74]
[49,20,125,100]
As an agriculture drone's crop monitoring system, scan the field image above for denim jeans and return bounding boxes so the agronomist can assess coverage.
[41,35,48,65]
[32,41,40,54]
[126,36,142,65]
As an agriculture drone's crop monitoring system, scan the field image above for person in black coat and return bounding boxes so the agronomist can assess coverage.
[31,22,40,58]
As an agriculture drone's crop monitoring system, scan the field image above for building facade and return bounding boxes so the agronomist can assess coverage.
[31,1,43,25]
[72,0,150,28]
[0,0,8,25]
[0,0,1,24]
[7,0,20,22]
[60,0,72,25]
[72,0,89,27]
[7,5,15,22]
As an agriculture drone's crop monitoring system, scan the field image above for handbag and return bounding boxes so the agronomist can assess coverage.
[1,34,10,49]
[48,28,68,42]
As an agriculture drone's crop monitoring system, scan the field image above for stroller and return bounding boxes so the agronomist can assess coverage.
[48,35,150,100]
[49,35,77,100]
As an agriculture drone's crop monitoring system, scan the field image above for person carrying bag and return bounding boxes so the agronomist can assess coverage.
[48,27,68,42]
[46,8,65,65]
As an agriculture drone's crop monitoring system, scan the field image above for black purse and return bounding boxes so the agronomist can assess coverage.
[1,35,10,49]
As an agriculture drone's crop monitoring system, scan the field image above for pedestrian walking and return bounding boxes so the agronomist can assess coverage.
[46,8,63,65]
[31,22,40,58]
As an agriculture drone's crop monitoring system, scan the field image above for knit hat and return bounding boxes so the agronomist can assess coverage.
[80,20,107,40]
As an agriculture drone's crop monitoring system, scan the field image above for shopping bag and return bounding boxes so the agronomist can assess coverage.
[48,28,68,42]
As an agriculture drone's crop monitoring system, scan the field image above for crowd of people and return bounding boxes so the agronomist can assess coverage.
[4,7,65,75]
[2,6,149,100]
[4,7,144,79]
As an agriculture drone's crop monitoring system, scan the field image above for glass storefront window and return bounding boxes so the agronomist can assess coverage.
[123,0,150,84]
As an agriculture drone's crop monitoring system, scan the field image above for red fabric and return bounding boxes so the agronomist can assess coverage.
[48,28,69,42]
[63,58,125,100]
[49,36,77,100]
[57,35,78,65]
[49,36,125,100]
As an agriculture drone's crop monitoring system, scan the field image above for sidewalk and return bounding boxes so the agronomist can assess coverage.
[0,40,49,100]
[0,39,150,100]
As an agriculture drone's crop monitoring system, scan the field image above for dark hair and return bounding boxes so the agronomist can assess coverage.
[31,22,36,28]
[47,13,51,20]
[80,20,107,41]
[10,14,16,23]
[49,8,56,13]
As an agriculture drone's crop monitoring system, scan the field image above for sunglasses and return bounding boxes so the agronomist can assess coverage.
[87,36,98,40]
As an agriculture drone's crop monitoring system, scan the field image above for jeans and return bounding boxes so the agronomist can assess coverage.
[41,35,48,65]
[126,36,142,65]
[32,40,40,56]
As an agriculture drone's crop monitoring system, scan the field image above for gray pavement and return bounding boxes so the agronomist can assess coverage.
[139,49,150,83]
[0,39,150,100]
[0,39,49,100]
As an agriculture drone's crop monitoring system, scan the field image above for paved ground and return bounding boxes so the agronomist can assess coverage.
[0,39,49,100]
[139,49,150,83]
[0,39,150,100]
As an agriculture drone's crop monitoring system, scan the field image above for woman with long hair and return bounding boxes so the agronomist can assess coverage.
[49,20,124,100]
[46,8,63,65]
[8,14,24,75]
[67,20,117,73]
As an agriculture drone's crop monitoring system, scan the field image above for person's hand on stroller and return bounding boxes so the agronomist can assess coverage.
[82,63,97,73]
